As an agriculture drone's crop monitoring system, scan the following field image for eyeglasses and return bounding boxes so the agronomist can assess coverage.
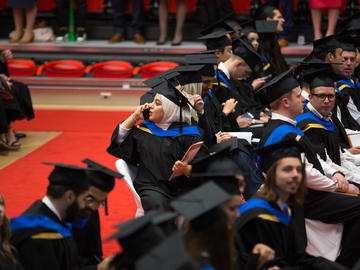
[311,93,336,101]
[84,195,106,209]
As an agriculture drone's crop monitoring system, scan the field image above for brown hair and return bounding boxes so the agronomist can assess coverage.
[0,193,17,266]
[257,158,307,205]
[182,207,236,270]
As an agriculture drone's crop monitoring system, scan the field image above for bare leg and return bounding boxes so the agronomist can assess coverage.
[311,8,323,40]
[10,8,24,41]
[172,0,186,44]
[19,7,37,42]
[325,7,340,37]
[158,0,168,43]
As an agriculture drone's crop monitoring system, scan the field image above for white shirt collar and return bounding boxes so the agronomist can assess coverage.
[271,112,297,126]
[218,62,231,80]
[301,90,309,101]
[307,102,332,121]
[276,198,286,212]
[42,196,62,221]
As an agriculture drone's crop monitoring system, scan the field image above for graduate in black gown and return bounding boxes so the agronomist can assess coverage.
[235,140,345,270]
[72,159,122,267]
[10,162,111,270]
[107,81,205,212]
[0,193,24,270]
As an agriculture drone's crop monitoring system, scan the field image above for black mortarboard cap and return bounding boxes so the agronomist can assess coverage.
[143,69,180,88]
[185,51,218,65]
[338,12,360,33]
[223,12,240,29]
[241,20,257,36]
[232,36,262,71]
[170,181,230,221]
[312,35,341,56]
[198,19,233,50]
[43,162,90,188]
[255,5,277,20]
[294,58,332,78]
[256,69,299,104]
[256,140,304,172]
[173,65,206,85]
[338,34,356,52]
[82,158,122,192]
[256,20,278,40]
[135,232,195,270]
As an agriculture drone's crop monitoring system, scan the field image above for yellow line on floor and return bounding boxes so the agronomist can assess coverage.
[33,104,137,111]
[0,131,61,170]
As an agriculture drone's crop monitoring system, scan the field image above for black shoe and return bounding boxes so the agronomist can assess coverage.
[14,132,26,139]
[171,41,182,46]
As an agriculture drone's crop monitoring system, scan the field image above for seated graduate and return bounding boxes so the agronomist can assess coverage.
[107,81,206,212]
[0,193,24,270]
[295,62,360,185]
[10,162,112,270]
[235,140,345,270]
[71,159,122,267]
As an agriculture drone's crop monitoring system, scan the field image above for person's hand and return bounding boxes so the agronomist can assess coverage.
[193,94,204,115]
[97,255,115,270]
[236,115,252,128]
[0,49,12,63]
[347,146,360,155]
[215,131,232,143]
[347,184,359,194]
[251,76,267,91]
[332,172,349,192]
[133,103,151,121]
[172,161,191,178]
[252,243,275,270]
[259,112,270,123]
[222,98,238,116]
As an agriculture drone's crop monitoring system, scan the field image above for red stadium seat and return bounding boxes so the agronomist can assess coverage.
[7,59,38,77]
[90,61,134,78]
[38,60,87,77]
[135,61,179,79]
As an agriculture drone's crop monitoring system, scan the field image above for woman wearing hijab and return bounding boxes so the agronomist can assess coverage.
[0,193,24,270]
[107,85,205,212]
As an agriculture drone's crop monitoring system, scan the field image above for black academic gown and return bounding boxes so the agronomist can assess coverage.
[235,198,345,270]
[333,77,360,131]
[10,200,93,270]
[107,121,204,211]
[0,256,24,270]
[296,108,341,165]
[72,211,102,266]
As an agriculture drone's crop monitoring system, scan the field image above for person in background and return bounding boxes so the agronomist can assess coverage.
[108,0,145,44]
[54,0,87,42]
[0,193,24,270]
[8,0,37,43]
[310,0,340,40]
[157,0,186,46]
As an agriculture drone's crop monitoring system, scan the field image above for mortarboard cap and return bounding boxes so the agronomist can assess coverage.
[143,69,180,88]
[256,140,304,172]
[241,20,257,36]
[82,158,122,192]
[198,19,233,50]
[337,34,356,52]
[185,51,218,65]
[135,232,195,270]
[312,35,342,56]
[255,20,278,40]
[232,36,262,71]
[170,181,230,221]
[256,69,299,104]
[338,12,360,33]
[173,65,206,85]
[255,5,277,20]
[223,12,240,29]
[43,162,90,189]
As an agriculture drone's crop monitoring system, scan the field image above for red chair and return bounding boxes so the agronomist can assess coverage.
[135,61,179,79]
[7,59,38,77]
[38,60,87,77]
[90,61,134,78]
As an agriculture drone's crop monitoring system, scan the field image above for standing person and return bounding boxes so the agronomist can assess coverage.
[10,162,111,270]
[0,193,24,270]
[261,1,292,47]
[157,0,186,45]
[108,0,145,44]
[236,140,345,270]
[8,0,37,43]
[310,0,340,40]
[55,0,87,42]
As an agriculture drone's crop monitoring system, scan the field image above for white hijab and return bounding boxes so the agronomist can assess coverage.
[155,94,191,130]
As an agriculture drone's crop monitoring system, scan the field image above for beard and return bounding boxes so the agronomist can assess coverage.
[65,200,80,222]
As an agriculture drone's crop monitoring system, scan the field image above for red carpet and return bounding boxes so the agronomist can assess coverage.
[0,109,135,257]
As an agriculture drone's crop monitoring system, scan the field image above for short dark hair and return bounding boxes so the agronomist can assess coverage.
[313,48,337,62]
[46,183,88,199]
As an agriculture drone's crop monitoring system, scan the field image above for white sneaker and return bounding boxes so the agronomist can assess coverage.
[76,32,87,43]
[55,32,68,43]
